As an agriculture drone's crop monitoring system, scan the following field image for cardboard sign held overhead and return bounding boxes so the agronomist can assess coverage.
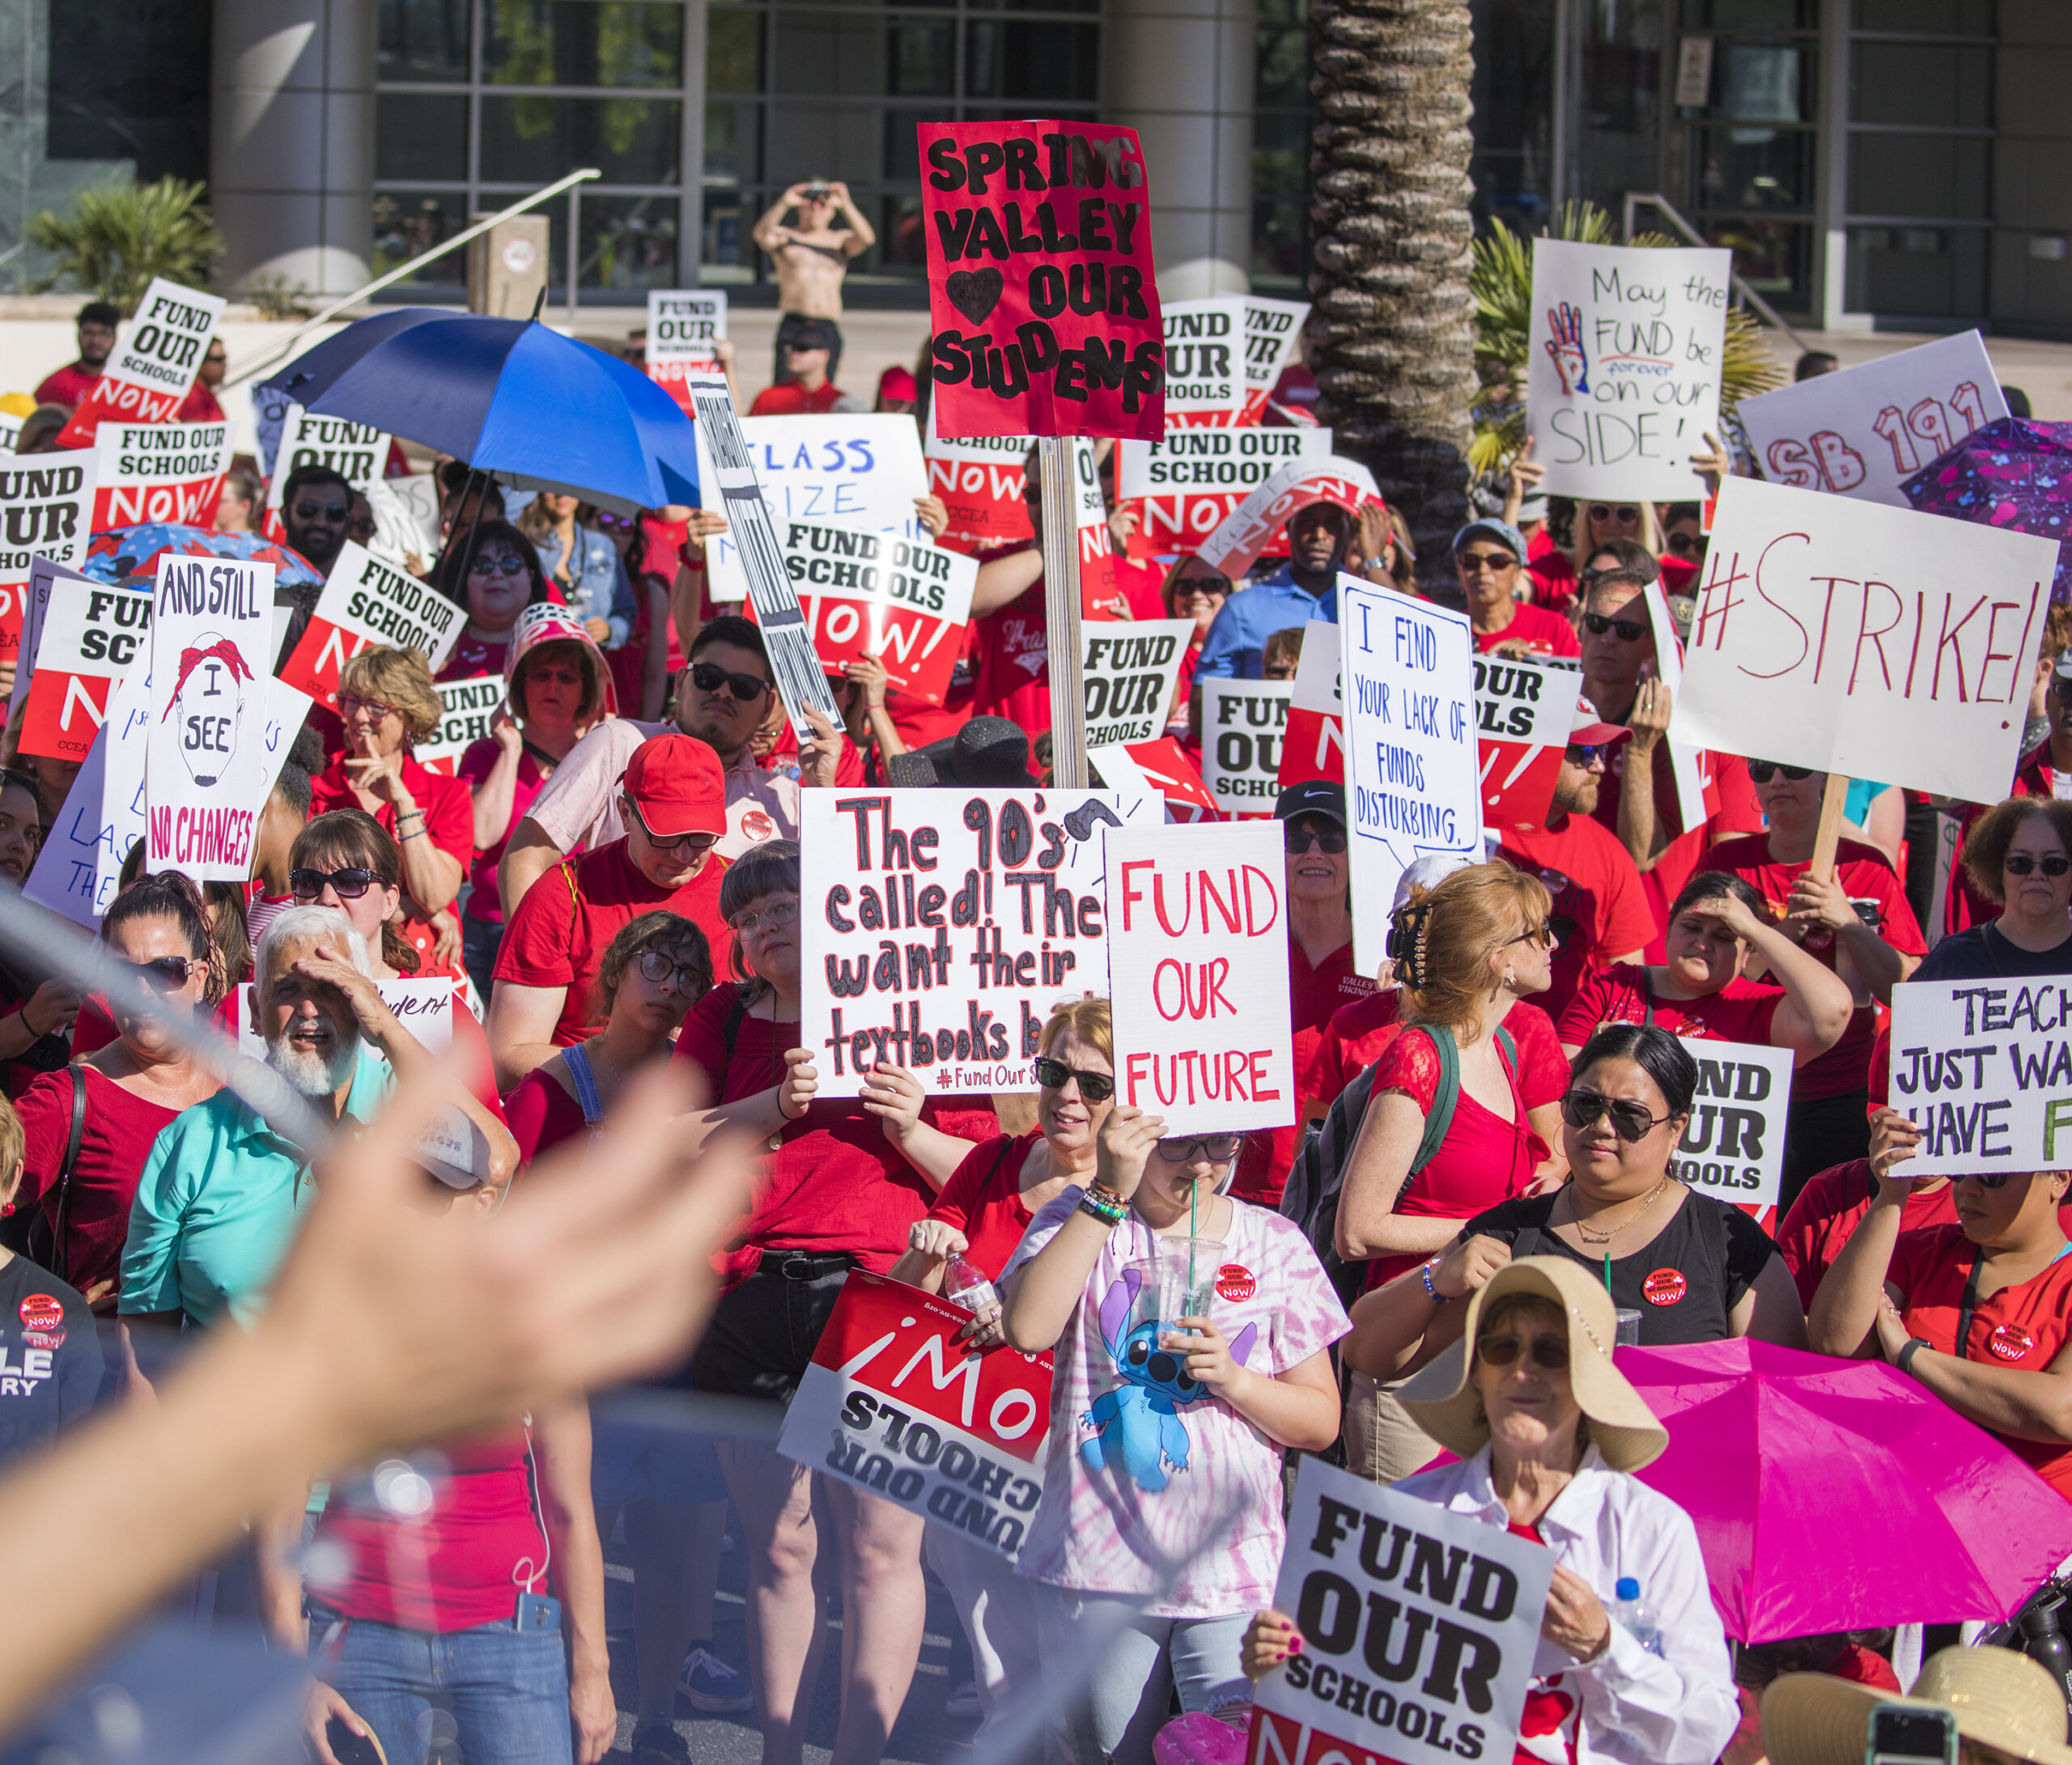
[1106,820,1294,1131]
[1199,678,1293,818]
[262,406,393,538]
[57,278,227,446]
[1159,296,1248,428]
[645,288,728,414]
[92,419,232,532]
[276,541,465,714]
[771,518,977,707]
[1242,297,1310,423]
[0,457,99,664]
[15,552,93,717]
[23,669,146,927]
[1887,979,2072,1176]
[920,121,1165,441]
[924,403,1035,554]
[414,674,507,774]
[1474,651,1582,834]
[1671,476,2055,805]
[1081,618,1196,750]
[1197,456,1378,581]
[19,579,151,762]
[1526,239,1730,502]
[1277,620,1344,790]
[1738,331,2006,508]
[1115,426,1334,562]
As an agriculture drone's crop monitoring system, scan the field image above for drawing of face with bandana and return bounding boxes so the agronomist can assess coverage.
[163,632,256,787]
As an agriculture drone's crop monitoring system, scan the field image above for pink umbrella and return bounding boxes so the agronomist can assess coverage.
[1618,1338,2072,1642]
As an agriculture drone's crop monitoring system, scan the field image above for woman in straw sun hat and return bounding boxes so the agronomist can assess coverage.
[1241,1255,1740,1765]
[1763,1644,2072,1765]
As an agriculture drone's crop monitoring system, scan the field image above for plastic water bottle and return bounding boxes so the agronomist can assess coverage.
[2016,1593,2072,1729]
[943,1254,1000,1316]
[1612,1578,1664,1657]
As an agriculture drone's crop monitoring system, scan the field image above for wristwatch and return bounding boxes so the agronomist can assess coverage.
[1896,1337,1931,1377]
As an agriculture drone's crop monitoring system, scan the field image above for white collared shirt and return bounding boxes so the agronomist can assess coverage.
[1395,1444,1740,1765]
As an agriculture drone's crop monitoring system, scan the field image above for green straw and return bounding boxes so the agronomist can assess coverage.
[1189,1174,1197,1309]
[1604,1253,1613,1296]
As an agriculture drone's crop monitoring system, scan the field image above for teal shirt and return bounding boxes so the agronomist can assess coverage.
[119,1049,393,1329]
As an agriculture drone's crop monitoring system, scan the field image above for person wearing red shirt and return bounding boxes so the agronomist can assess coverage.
[1302,988,1570,1119]
[32,300,117,408]
[1494,712,1654,1023]
[1946,655,2072,936]
[1776,1156,1958,1313]
[490,732,734,1087]
[432,521,558,684]
[1811,1109,2072,1503]
[1702,761,1925,1210]
[1454,518,1582,659]
[175,337,227,422]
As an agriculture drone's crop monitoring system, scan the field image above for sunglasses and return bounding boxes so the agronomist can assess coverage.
[1582,611,1648,642]
[1957,1169,2018,1190]
[1284,824,1348,855]
[1156,1135,1242,1163]
[1561,1088,1674,1142]
[120,955,202,991]
[292,500,350,522]
[690,660,772,702]
[593,511,639,529]
[1590,504,1641,525]
[1665,532,1704,557]
[1457,549,1518,574]
[634,948,699,987]
[1504,922,1555,949]
[732,897,799,935]
[525,665,584,689]
[625,800,719,857]
[336,693,401,723]
[1565,742,1610,766]
[2005,853,2072,876]
[1746,760,1815,783]
[1175,574,1232,598]
[291,866,379,901]
[469,556,529,579]
[1032,1055,1115,1102]
[1478,1331,1571,1370]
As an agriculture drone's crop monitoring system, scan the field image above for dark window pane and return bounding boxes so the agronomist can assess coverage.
[765,103,884,185]
[705,101,761,182]
[1853,0,1993,32]
[376,93,470,180]
[708,11,763,91]
[1717,42,1808,123]
[380,0,471,81]
[966,0,1099,15]
[773,12,888,95]
[884,108,932,181]
[1691,125,1815,210]
[1256,26,1309,108]
[483,0,683,87]
[1700,214,1812,305]
[1850,43,1991,128]
[579,193,681,290]
[1849,131,1989,217]
[1258,0,1308,26]
[966,21,1098,100]
[880,194,928,266]
[1680,0,1817,23]
[1252,193,1307,286]
[480,95,682,182]
[1846,222,1987,317]
[1471,0,1556,232]
[889,19,955,95]
[372,190,471,283]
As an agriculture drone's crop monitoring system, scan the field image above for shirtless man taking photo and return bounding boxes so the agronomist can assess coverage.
[752,179,877,384]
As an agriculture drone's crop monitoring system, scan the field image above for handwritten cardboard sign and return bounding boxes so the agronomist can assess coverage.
[414,674,507,775]
[921,120,1165,440]
[1674,1037,1794,1211]
[262,406,394,538]
[1242,297,1310,423]
[1671,476,2055,805]
[1115,426,1335,561]
[57,278,226,445]
[1197,456,1378,580]
[772,518,977,707]
[799,787,1160,1097]
[1278,621,1344,790]
[777,1271,1053,1561]
[1081,618,1196,749]
[364,472,443,567]
[924,404,1034,554]
[1738,331,2006,508]
[0,458,98,663]
[1201,678,1293,817]
[19,579,151,762]
[1106,820,1293,1131]
[91,418,231,531]
[1886,979,2072,1175]
[230,976,454,1058]
[1341,583,1481,972]
[1474,652,1581,834]
[1087,737,1218,821]
[1526,240,1730,501]
[275,540,465,713]
[23,671,145,927]
[1251,1457,1553,1765]
[1160,296,1249,427]
[645,288,727,414]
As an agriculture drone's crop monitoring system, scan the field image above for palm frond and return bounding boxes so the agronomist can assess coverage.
[28,177,224,311]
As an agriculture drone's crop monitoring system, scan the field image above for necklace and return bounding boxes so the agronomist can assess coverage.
[1569,1173,1674,1245]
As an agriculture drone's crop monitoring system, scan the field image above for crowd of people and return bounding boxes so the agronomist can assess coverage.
[0,293,2069,1765]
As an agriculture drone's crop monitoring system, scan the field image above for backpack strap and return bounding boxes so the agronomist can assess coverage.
[563,1044,607,1127]
[1407,1025,1463,1176]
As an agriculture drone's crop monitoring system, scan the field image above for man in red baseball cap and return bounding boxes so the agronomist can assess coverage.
[488,732,733,1088]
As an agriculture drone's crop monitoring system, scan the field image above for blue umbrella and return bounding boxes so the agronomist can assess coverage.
[255,309,698,516]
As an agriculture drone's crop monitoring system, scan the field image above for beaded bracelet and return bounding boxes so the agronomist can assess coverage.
[1420,1256,1448,1303]
[1077,1187,1127,1228]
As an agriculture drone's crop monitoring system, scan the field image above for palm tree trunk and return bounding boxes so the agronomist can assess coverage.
[1308,0,1478,590]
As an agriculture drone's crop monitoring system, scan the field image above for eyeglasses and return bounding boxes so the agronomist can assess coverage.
[593,511,639,530]
[624,800,720,857]
[1665,532,1704,557]
[634,948,699,987]
[525,666,584,689]
[468,556,529,579]
[1156,1135,1242,1164]
[1746,760,1815,783]
[1477,1332,1570,1370]
[1590,504,1641,525]
[1284,824,1348,855]
[292,500,350,522]
[336,694,401,723]
[1582,612,1648,642]
[1174,574,1231,599]
[1456,549,1518,575]
[732,897,800,935]
[1561,1088,1675,1142]
[291,866,378,901]
[2005,853,2072,876]
[690,660,773,702]
[1032,1055,1115,1102]
[1565,742,1609,766]
[119,955,202,991]
[1504,922,1555,949]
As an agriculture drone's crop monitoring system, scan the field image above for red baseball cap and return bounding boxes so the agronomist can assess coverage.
[878,365,919,403]
[622,733,727,840]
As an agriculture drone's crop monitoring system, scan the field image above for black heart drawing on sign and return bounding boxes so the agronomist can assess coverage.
[945,269,1004,325]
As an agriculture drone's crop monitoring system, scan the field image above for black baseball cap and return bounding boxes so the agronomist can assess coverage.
[1274,779,1346,825]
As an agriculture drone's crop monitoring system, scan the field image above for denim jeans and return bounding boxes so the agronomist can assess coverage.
[1034,1585,1250,1765]
[462,910,504,1012]
[322,1610,572,1765]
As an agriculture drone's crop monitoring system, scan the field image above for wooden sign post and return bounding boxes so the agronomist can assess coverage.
[1041,435,1089,787]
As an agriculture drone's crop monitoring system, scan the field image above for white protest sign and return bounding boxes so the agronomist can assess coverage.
[1200,678,1293,817]
[1161,296,1249,427]
[91,418,232,531]
[263,405,390,509]
[0,407,23,455]
[1341,582,1482,972]
[1637,576,1714,834]
[0,456,98,666]
[1252,1457,1553,1765]
[1115,426,1334,560]
[799,787,1161,1097]
[1105,821,1294,1131]
[414,674,507,774]
[274,540,465,713]
[1081,619,1196,749]
[1278,620,1344,789]
[57,278,226,443]
[23,672,142,927]
[19,579,151,762]
[1473,651,1581,834]
[15,554,93,723]
[230,977,454,1059]
[364,472,443,566]
[1671,476,2053,805]
[773,517,977,707]
[1242,297,1310,423]
[924,402,1034,554]
[1526,239,1730,500]
[1739,331,2006,507]
[1887,979,2072,1175]
[145,554,273,882]
[1925,808,1964,951]
[647,289,726,363]
[1198,456,1378,580]
[777,1271,1052,1561]
[1675,1037,1794,1211]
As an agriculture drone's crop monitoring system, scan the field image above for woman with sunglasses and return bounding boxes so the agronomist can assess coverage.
[1161,558,1231,740]
[11,873,223,1310]
[1811,1105,2072,1504]
[999,1095,1346,1765]
[1914,797,2072,982]
[432,519,557,683]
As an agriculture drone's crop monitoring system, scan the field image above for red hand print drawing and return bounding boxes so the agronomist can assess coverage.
[1545,302,1590,397]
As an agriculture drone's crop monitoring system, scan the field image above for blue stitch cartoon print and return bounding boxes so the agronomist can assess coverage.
[1078,1265,1259,1492]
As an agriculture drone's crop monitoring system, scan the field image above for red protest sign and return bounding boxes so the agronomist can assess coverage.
[19,579,149,762]
[275,541,465,713]
[1276,622,1344,790]
[92,419,231,532]
[56,279,226,448]
[1474,653,1582,834]
[920,121,1165,441]
[923,403,1033,554]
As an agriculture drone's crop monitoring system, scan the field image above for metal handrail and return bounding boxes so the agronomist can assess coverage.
[1621,190,1809,352]
[224,168,604,390]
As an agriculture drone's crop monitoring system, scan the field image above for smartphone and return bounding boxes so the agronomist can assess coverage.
[516,1591,562,1634]
[326,1718,388,1765]
[804,183,832,200]
[1866,1703,1956,1765]
[1850,897,1884,930]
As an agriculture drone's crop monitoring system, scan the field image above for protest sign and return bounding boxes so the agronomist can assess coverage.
[1884,978,2072,1176]
[19,578,150,762]
[276,540,465,714]
[1341,583,1481,971]
[1106,821,1294,1131]
[1671,476,2054,805]
[1115,426,1335,561]
[1526,240,1730,501]
[0,458,98,664]
[57,279,227,445]
[1197,456,1379,581]
[771,518,977,707]
[91,419,231,531]
[0,405,23,455]
[644,289,727,414]
[144,554,273,882]
[230,976,454,1059]
[1200,679,1293,817]
[1278,621,1344,790]
[1159,297,1249,427]
[413,674,507,774]
[1673,1037,1794,1211]
[919,120,1165,440]
[1738,331,2006,508]
[1253,1457,1553,1765]
[1242,297,1310,423]
[1473,652,1581,834]
[799,787,1160,1097]
[1087,737,1217,821]
[15,553,93,715]
[24,671,146,927]
[1925,808,1964,950]
[363,471,444,566]
[1081,619,1195,749]
[261,407,393,538]
[1637,576,1715,836]
[924,404,1035,554]
[777,1270,1052,1560]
